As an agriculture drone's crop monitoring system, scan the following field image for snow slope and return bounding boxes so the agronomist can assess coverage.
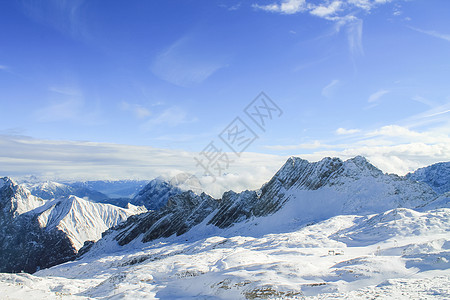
[0,179,146,273]
[36,196,147,250]
[0,156,448,298]
[0,207,448,299]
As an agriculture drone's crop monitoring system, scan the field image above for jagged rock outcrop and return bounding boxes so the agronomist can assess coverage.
[92,156,440,250]
[0,177,45,222]
[113,191,218,246]
[406,162,450,194]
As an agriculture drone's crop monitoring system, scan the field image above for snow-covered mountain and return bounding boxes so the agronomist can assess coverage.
[130,177,184,210]
[0,177,146,273]
[0,157,448,299]
[35,196,146,250]
[94,156,439,249]
[406,162,450,194]
[27,181,109,202]
[0,177,45,221]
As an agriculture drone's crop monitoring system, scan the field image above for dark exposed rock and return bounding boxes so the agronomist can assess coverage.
[0,177,144,273]
[113,191,219,245]
[0,213,77,273]
[0,178,77,273]
[93,156,441,250]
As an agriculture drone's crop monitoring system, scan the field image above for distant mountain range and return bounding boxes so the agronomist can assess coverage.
[26,181,109,202]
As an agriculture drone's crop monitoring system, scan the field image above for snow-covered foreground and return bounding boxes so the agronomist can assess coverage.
[1,207,449,299]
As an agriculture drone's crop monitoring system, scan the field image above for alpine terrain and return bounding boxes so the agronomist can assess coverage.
[0,177,146,273]
[0,156,448,299]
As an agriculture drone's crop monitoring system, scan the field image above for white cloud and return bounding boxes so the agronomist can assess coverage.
[299,141,449,176]
[253,0,307,14]
[408,26,450,42]
[322,79,340,98]
[256,1,373,57]
[336,127,361,135]
[254,0,395,18]
[265,110,450,176]
[1,123,448,196]
[367,125,449,145]
[368,89,389,103]
[0,135,285,198]
[297,124,449,175]
[0,65,8,70]
[265,140,334,151]
[310,1,342,18]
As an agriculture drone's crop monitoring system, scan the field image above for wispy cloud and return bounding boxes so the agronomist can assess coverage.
[0,65,8,70]
[336,127,361,135]
[35,99,84,122]
[346,18,364,56]
[408,26,450,42]
[151,35,228,87]
[293,55,332,72]
[20,0,88,40]
[265,140,334,151]
[253,0,401,57]
[120,102,151,119]
[368,89,389,103]
[141,106,197,130]
[411,95,437,108]
[34,86,102,124]
[48,86,81,96]
[402,102,450,129]
[322,79,340,98]
[219,3,241,11]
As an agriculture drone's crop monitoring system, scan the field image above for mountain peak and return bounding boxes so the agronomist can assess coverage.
[132,178,183,210]
[1,177,45,219]
[0,177,15,189]
[406,161,450,194]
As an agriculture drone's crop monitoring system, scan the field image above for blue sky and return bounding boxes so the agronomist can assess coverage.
[0,0,449,193]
